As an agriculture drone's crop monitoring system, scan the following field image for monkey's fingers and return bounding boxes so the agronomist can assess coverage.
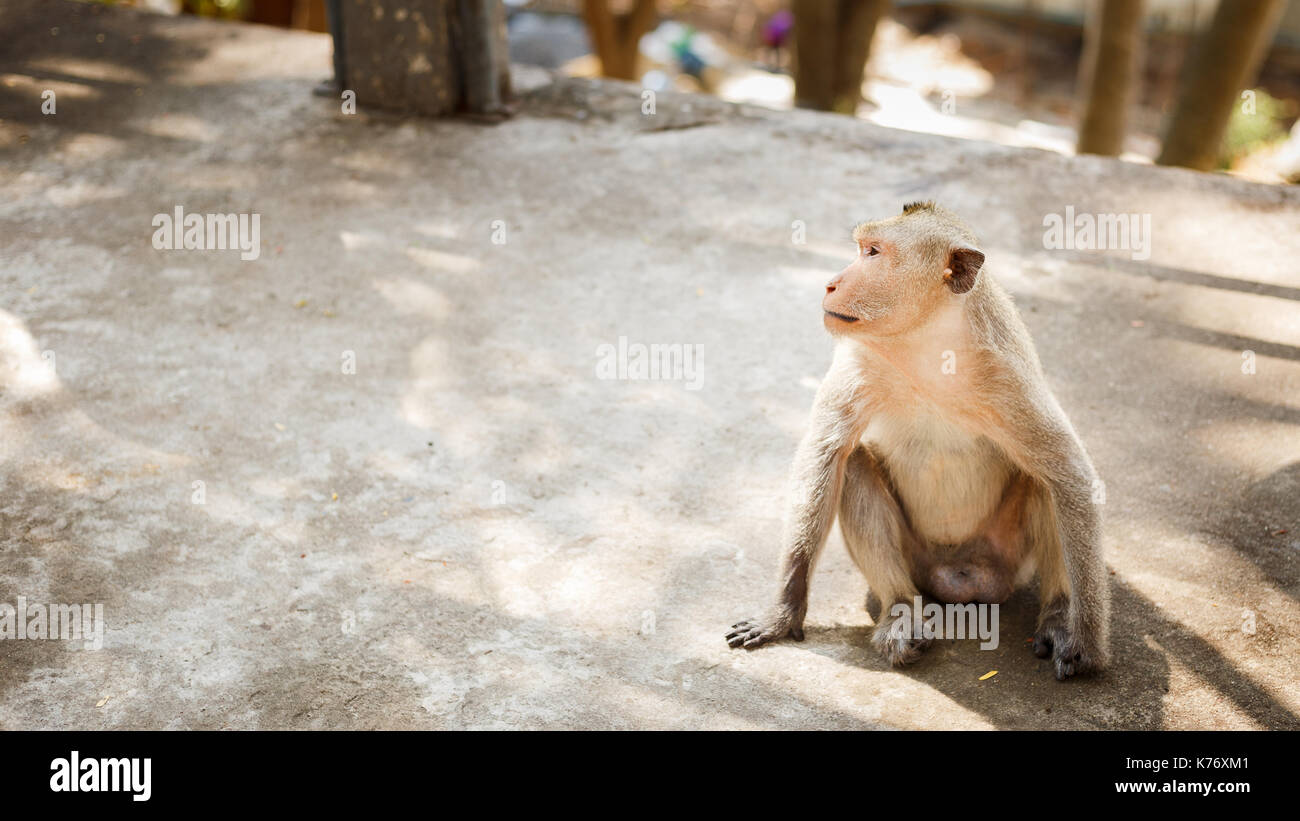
[1032,610,1069,661]
[725,620,759,647]
[1054,649,1088,681]
[725,619,779,649]
[1051,636,1098,681]
[1032,637,1052,659]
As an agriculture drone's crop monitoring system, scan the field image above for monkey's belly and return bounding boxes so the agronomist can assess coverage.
[865,410,1030,603]
[864,411,1013,545]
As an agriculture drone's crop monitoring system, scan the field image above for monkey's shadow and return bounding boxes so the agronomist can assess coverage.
[796,577,1297,729]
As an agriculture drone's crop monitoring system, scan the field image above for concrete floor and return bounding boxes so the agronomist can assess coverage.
[1,0,1297,729]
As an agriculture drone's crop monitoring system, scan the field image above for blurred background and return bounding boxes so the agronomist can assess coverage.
[85,0,1300,183]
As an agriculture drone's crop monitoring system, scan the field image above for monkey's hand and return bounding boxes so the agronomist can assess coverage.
[1034,610,1102,681]
[725,612,803,649]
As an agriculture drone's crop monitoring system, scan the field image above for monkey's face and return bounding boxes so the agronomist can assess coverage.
[822,203,984,338]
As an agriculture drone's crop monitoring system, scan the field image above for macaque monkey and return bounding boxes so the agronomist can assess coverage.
[727,202,1108,680]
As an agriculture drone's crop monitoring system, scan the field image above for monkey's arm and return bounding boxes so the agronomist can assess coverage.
[988,387,1110,678]
[727,347,871,649]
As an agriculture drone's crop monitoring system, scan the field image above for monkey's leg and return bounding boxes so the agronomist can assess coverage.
[984,397,1110,680]
[727,421,860,649]
[726,346,872,651]
[725,448,836,648]
[1026,470,1108,680]
[838,446,930,666]
[1024,480,1071,661]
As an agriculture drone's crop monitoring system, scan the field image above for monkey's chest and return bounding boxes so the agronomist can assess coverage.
[863,410,1013,545]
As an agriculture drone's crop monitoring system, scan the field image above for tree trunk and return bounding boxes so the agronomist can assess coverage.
[793,0,837,110]
[582,0,658,81]
[1155,0,1286,170]
[1076,0,1145,156]
[795,0,890,113]
[834,0,891,114]
[336,0,509,116]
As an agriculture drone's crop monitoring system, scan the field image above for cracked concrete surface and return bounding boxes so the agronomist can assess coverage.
[1,0,1298,729]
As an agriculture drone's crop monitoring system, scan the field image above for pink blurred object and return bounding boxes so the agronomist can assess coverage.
[762,9,794,50]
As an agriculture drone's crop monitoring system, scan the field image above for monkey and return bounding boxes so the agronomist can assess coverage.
[726,201,1108,680]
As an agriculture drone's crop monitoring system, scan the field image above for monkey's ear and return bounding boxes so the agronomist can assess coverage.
[943,246,984,294]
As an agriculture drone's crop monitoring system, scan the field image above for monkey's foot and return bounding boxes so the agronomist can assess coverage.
[1033,612,1100,681]
[725,616,803,649]
[872,618,932,667]
[1032,611,1067,660]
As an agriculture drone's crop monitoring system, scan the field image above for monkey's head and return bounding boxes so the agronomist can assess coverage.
[822,201,985,337]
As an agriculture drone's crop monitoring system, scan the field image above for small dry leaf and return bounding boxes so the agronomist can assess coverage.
[95,696,109,707]
[322,309,336,318]
[274,423,286,431]
[331,492,338,501]
[979,670,998,681]
[294,299,308,309]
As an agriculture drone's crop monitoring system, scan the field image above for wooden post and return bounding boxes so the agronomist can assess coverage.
[336,0,509,117]
[1076,0,1145,156]
[1156,0,1286,170]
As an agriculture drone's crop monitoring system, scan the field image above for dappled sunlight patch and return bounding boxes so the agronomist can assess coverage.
[1107,518,1299,650]
[331,151,399,175]
[1189,421,1300,476]
[0,309,60,398]
[1145,635,1267,730]
[359,448,429,485]
[23,56,148,85]
[58,132,124,163]
[479,532,637,623]
[338,230,386,251]
[181,165,263,191]
[1,170,58,200]
[872,19,993,98]
[129,113,221,143]
[0,72,98,101]
[319,178,383,202]
[371,277,451,318]
[404,246,479,274]
[413,221,460,240]
[195,484,306,537]
[43,181,125,208]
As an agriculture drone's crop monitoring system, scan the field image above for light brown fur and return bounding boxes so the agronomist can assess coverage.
[726,202,1109,680]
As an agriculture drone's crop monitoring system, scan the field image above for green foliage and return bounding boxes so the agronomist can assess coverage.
[82,0,249,17]
[1220,88,1292,169]
[182,0,251,19]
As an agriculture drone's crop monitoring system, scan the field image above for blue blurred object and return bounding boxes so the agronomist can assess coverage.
[671,26,706,78]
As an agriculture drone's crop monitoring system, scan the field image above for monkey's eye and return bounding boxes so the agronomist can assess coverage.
[862,244,881,257]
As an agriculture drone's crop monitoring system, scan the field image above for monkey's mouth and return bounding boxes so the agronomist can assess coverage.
[824,310,859,323]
